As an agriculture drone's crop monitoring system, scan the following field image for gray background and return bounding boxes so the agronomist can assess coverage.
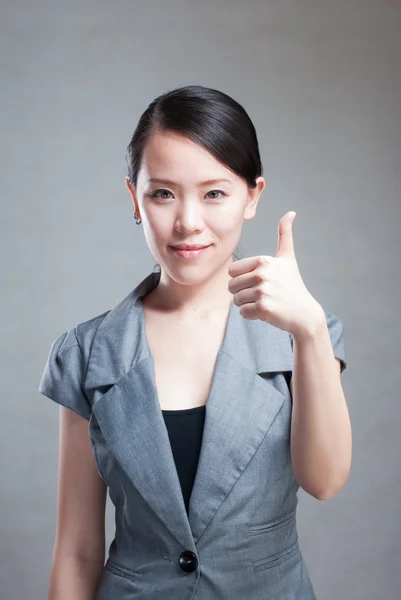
[1,1,400,599]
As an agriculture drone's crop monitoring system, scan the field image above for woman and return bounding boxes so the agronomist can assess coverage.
[39,84,350,600]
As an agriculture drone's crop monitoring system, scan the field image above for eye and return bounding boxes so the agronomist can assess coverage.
[149,188,227,201]
[150,189,172,200]
[205,189,227,200]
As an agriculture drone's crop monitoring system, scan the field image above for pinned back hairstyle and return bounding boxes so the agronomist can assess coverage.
[125,85,264,262]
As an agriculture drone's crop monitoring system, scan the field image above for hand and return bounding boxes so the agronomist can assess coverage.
[227,211,324,338]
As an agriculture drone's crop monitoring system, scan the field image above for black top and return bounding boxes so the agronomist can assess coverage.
[161,405,206,514]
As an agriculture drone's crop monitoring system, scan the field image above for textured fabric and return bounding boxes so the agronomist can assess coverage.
[38,327,92,420]
[38,269,347,600]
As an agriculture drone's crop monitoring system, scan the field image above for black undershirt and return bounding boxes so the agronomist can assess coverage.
[161,405,206,514]
[160,374,291,514]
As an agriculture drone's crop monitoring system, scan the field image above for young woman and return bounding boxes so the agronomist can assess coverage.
[39,84,350,600]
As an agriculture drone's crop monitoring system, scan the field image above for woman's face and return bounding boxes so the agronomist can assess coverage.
[126,129,265,285]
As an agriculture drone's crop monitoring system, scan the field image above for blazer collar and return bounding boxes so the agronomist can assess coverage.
[85,268,293,390]
[85,269,294,550]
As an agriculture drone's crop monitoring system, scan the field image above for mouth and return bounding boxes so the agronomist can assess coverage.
[169,244,212,258]
[170,244,211,250]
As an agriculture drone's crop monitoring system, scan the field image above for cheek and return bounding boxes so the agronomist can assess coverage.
[139,218,167,258]
[142,209,171,241]
[209,205,244,239]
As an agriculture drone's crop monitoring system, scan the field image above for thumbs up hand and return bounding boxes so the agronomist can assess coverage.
[227,212,324,338]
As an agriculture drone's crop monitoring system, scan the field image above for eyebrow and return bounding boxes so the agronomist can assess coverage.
[147,177,233,186]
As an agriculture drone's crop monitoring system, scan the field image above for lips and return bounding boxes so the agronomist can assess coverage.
[170,244,210,250]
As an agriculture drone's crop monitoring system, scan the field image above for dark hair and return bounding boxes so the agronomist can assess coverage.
[125,84,264,263]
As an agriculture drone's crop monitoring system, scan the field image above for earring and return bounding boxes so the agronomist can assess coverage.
[133,212,142,225]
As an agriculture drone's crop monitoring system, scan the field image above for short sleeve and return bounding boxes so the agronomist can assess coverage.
[288,310,347,374]
[38,328,92,421]
[324,311,347,373]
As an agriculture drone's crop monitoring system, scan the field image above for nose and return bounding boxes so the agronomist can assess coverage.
[174,201,204,234]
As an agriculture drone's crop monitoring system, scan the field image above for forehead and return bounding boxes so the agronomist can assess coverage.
[137,130,237,185]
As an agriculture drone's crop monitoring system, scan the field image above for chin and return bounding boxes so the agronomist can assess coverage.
[164,261,230,287]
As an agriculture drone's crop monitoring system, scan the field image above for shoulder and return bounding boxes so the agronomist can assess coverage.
[74,309,111,362]
[47,308,111,365]
[38,308,112,421]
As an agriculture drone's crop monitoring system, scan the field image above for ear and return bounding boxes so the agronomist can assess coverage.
[125,177,140,216]
[243,176,266,221]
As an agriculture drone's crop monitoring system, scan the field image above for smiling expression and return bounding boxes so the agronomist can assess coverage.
[125,129,265,283]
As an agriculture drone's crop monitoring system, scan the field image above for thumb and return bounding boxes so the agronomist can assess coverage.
[276,211,296,258]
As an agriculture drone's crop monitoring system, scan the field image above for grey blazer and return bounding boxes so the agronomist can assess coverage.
[38,269,347,600]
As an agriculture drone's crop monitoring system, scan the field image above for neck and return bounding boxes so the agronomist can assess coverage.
[147,258,234,316]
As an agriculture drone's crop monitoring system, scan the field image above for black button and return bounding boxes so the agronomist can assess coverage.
[178,550,198,572]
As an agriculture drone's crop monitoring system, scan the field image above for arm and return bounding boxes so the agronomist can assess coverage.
[48,406,107,600]
[289,312,352,500]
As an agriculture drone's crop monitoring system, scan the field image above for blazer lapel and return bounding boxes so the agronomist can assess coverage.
[85,269,294,549]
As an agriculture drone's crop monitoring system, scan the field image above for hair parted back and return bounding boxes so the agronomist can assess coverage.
[125,84,264,264]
